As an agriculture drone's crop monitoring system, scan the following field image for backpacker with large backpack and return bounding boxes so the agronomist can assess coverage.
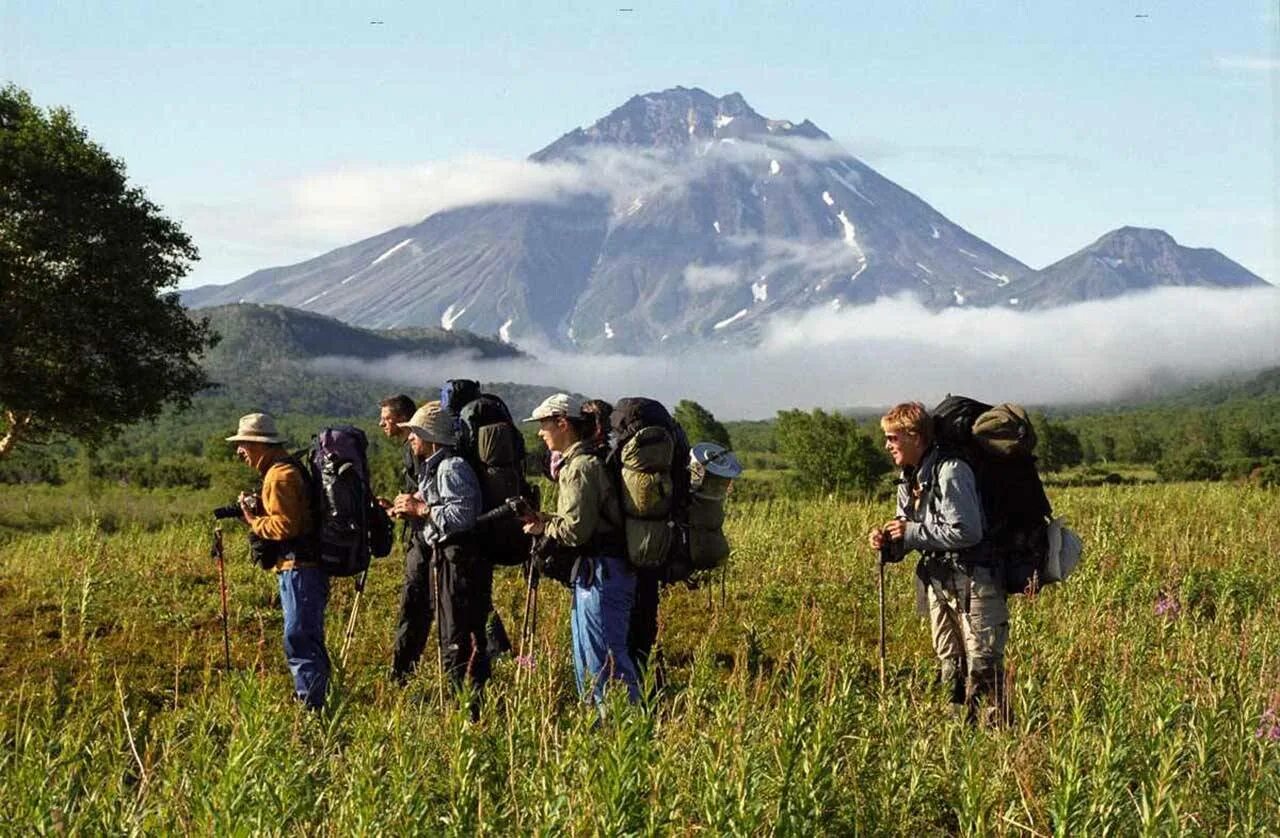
[295,425,393,577]
[608,397,739,581]
[930,396,1080,593]
[441,380,539,566]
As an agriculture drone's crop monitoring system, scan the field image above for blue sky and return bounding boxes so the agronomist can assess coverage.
[4,0,1277,289]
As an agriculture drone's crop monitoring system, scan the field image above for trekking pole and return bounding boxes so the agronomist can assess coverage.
[339,569,368,667]
[516,558,540,687]
[210,526,232,671]
[432,552,446,710]
[877,555,887,691]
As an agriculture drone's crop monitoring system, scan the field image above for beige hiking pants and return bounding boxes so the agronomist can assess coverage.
[926,563,1009,675]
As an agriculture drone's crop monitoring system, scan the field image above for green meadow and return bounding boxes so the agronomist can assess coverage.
[0,482,1277,834]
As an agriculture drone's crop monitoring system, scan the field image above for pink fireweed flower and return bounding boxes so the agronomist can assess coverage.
[1154,592,1181,619]
[1257,707,1280,742]
[516,654,537,671]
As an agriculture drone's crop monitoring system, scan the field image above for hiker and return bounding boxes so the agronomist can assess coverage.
[376,394,440,684]
[522,394,639,706]
[225,413,328,710]
[870,401,1011,726]
[392,402,492,706]
[585,403,657,674]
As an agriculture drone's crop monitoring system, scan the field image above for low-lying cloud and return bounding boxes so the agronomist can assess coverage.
[309,286,1280,420]
[180,137,866,287]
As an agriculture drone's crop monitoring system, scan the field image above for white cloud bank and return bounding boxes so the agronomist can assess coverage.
[310,286,1280,420]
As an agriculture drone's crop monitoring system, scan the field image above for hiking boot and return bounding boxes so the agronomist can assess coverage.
[964,667,1014,729]
[941,657,966,705]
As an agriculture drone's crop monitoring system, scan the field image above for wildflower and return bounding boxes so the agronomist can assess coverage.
[516,654,536,671]
[1154,592,1181,618]
[1256,707,1280,742]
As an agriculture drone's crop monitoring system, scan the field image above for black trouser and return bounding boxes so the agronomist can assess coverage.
[391,537,433,679]
[435,544,493,696]
[628,566,661,671]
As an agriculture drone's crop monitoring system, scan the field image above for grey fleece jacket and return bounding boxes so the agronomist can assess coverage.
[895,446,984,554]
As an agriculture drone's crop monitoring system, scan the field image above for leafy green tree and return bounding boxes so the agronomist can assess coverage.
[674,399,732,449]
[775,408,888,494]
[0,84,217,457]
[1156,452,1223,483]
[1038,421,1083,472]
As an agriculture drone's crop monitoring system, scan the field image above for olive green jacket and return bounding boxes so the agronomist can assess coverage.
[543,441,622,548]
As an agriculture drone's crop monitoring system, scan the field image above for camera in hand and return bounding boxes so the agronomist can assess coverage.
[212,494,258,520]
[474,496,536,527]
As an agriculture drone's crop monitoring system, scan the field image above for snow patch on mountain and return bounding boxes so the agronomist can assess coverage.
[715,114,735,128]
[822,191,834,206]
[953,288,966,305]
[372,238,414,265]
[973,267,1011,286]
[930,225,941,239]
[826,167,875,205]
[604,321,615,339]
[835,211,859,250]
[770,159,782,175]
[752,279,768,302]
[958,248,979,259]
[915,263,933,275]
[499,318,514,343]
[441,303,468,330]
[714,309,748,330]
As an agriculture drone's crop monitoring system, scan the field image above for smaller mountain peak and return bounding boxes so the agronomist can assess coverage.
[1100,226,1176,245]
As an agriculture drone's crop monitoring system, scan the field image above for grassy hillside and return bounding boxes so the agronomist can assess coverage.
[193,303,525,416]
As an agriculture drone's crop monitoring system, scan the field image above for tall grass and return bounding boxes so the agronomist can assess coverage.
[0,483,1277,833]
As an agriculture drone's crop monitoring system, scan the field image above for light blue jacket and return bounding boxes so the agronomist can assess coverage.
[895,446,984,555]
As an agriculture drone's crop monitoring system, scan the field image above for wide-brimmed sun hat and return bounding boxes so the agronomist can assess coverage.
[399,402,458,446]
[524,393,581,422]
[225,413,286,444]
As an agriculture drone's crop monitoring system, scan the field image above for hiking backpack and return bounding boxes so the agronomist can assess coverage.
[930,396,1055,594]
[440,380,537,566]
[687,443,742,573]
[296,425,393,578]
[608,398,703,579]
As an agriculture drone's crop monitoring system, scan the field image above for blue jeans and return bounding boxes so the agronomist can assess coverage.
[570,555,640,705]
[278,568,330,709]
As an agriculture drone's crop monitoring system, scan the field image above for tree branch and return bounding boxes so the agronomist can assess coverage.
[0,409,33,459]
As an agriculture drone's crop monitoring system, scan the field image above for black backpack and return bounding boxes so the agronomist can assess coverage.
[295,425,393,577]
[608,397,694,580]
[931,396,1052,594]
[441,380,537,566]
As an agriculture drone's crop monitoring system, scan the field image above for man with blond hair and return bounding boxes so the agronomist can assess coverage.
[870,401,1010,726]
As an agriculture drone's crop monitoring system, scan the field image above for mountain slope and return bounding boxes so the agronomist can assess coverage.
[183,87,1032,352]
[999,227,1269,308]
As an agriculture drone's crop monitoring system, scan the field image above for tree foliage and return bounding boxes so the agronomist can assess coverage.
[674,399,731,449]
[775,408,888,494]
[1033,416,1084,472]
[0,84,218,457]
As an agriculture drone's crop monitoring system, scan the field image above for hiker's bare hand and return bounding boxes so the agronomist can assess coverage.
[868,527,885,550]
[523,517,546,536]
[376,496,393,510]
[883,519,907,541]
[392,493,421,517]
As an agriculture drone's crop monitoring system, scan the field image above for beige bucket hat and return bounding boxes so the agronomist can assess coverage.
[399,402,458,446]
[225,412,286,444]
[524,393,581,422]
